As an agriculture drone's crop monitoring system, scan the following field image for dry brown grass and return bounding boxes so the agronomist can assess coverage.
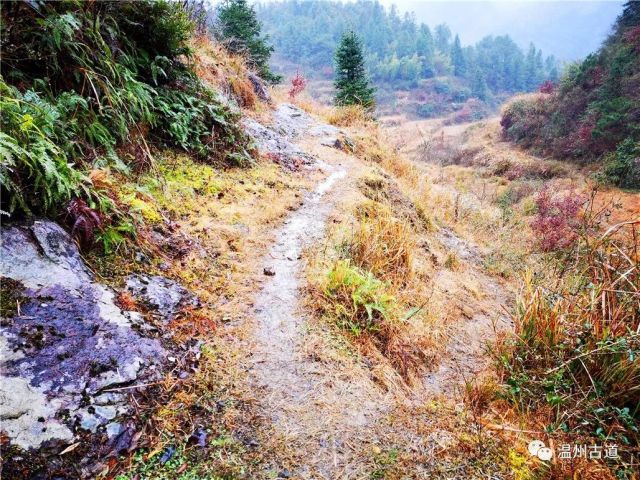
[87,151,322,477]
[325,104,369,127]
[349,201,416,283]
[352,124,420,187]
[304,170,440,385]
[190,35,258,110]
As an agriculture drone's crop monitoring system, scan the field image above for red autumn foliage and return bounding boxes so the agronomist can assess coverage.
[623,25,640,51]
[577,121,595,145]
[538,80,555,94]
[288,69,307,100]
[530,188,584,252]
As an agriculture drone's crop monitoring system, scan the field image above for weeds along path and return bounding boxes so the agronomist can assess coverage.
[382,116,515,395]
[249,106,391,478]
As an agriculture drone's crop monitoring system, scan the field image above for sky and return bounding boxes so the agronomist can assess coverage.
[379,1,625,60]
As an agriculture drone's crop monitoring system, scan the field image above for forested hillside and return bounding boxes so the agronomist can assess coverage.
[501,1,640,188]
[257,0,558,110]
[1,1,638,479]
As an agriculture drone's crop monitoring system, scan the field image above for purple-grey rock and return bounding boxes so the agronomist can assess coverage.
[0,221,167,451]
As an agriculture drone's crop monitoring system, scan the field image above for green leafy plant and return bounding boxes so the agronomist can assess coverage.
[0,82,83,215]
[322,259,396,335]
[600,138,640,189]
[1,0,255,222]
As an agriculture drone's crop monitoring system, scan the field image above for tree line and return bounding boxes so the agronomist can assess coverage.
[256,0,560,97]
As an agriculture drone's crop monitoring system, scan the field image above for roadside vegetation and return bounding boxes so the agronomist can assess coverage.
[0,0,253,239]
[383,107,639,477]
[2,1,637,479]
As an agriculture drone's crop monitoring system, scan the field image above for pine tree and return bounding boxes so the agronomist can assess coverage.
[334,31,375,109]
[471,68,489,100]
[416,24,435,78]
[216,0,281,83]
[434,23,452,54]
[451,34,466,77]
[524,43,539,90]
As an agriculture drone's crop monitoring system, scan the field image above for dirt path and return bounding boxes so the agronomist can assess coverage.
[423,228,513,395]
[248,108,391,478]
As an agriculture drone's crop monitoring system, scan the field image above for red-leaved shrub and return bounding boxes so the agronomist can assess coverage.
[539,80,555,94]
[530,188,584,252]
[288,69,307,100]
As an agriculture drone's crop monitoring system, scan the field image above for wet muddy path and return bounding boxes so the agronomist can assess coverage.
[245,106,514,477]
[248,109,390,478]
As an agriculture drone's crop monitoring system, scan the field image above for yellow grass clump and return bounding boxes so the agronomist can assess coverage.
[325,104,369,127]
[349,201,415,283]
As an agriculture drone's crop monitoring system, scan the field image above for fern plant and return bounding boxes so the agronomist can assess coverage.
[0,82,83,215]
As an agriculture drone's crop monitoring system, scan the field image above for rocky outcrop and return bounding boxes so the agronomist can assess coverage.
[125,273,198,322]
[0,221,167,459]
[242,117,315,170]
[243,104,352,170]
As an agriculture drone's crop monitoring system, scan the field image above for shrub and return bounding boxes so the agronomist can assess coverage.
[416,103,436,118]
[529,187,584,252]
[417,135,481,166]
[288,70,307,100]
[538,80,555,93]
[0,0,254,219]
[500,8,640,165]
[600,138,640,189]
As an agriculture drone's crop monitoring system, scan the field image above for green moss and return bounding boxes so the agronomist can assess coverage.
[123,196,163,224]
[508,449,533,480]
[0,277,27,319]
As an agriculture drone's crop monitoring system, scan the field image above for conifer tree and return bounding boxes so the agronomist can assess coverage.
[471,68,489,100]
[416,24,435,77]
[451,34,466,77]
[216,0,280,83]
[334,31,375,109]
[524,43,539,90]
[434,23,452,53]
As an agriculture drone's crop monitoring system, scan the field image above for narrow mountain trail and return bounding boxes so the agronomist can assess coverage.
[423,228,513,394]
[247,107,393,478]
[244,106,515,477]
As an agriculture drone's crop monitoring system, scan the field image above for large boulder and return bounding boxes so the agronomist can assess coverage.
[0,221,167,473]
